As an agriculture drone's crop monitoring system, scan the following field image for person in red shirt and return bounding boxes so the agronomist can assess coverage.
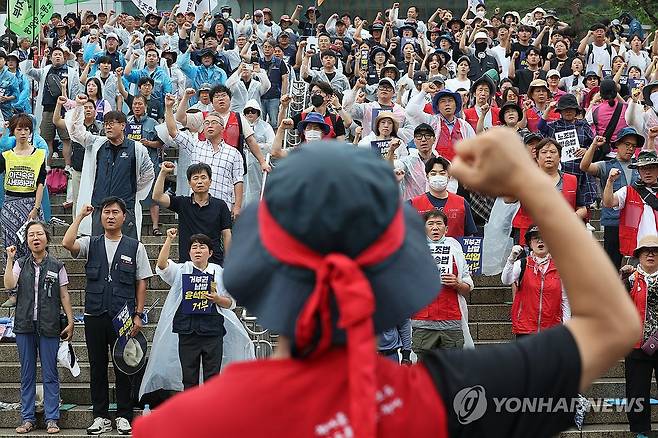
[133,130,640,438]
[463,75,500,132]
[410,156,477,238]
[523,79,560,132]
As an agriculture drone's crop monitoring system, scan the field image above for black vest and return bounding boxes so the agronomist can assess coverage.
[14,254,64,337]
[173,266,225,337]
[91,139,137,208]
[84,235,139,316]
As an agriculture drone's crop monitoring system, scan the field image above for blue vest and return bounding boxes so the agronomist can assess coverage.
[260,56,284,100]
[601,159,639,226]
[91,139,137,208]
[84,235,139,316]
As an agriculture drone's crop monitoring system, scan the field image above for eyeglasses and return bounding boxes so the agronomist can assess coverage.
[414,133,435,140]
[103,121,122,128]
[203,120,223,127]
[378,86,393,92]
[642,248,658,256]
[244,109,259,115]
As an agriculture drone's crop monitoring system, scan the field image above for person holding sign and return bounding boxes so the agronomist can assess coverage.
[154,229,236,390]
[357,111,402,158]
[410,156,478,238]
[511,138,587,245]
[62,197,152,436]
[581,129,643,268]
[539,93,598,208]
[603,150,658,258]
[502,226,570,337]
[412,210,474,357]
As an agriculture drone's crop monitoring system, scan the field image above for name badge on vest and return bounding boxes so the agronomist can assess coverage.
[120,151,129,159]
[120,255,133,265]
[126,123,143,141]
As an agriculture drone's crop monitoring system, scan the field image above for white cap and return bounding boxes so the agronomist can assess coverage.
[57,341,80,377]
[547,69,561,78]
[123,338,144,367]
[473,31,489,41]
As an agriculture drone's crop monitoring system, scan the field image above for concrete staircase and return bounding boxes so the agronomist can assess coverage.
[0,158,652,436]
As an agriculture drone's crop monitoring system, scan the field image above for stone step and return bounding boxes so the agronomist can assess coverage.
[467,286,513,304]
[560,423,658,436]
[0,406,142,430]
[586,378,657,399]
[0,363,121,384]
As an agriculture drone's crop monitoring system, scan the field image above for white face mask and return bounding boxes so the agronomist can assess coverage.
[304,130,322,142]
[429,175,448,191]
[651,91,658,109]
[222,12,230,19]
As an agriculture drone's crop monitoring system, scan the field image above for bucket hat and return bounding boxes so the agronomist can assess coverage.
[297,112,331,135]
[629,150,658,169]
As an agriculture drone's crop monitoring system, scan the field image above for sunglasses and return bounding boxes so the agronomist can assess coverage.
[244,109,260,115]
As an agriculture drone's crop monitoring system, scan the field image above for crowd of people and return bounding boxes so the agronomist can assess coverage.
[1,1,658,436]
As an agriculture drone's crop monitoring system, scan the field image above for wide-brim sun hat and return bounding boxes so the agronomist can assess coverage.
[633,235,658,258]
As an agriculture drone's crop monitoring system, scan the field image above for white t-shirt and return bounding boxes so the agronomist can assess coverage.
[75,235,153,281]
[585,43,617,76]
[490,46,510,79]
[613,186,658,248]
[445,78,471,92]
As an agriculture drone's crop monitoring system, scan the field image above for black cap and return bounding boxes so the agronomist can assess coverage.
[414,123,435,136]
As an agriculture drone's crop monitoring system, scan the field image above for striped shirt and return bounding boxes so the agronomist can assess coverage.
[173,132,244,207]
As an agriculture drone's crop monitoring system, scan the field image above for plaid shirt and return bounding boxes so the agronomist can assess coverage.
[173,132,244,207]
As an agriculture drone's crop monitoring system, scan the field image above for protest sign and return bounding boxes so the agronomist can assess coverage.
[628,78,646,98]
[457,236,483,276]
[370,139,391,158]
[555,129,580,162]
[429,243,453,275]
[112,303,133,350]
[181,272,215,315]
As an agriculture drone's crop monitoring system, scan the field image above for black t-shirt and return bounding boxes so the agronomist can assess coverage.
[424,325,581,437]
[509,42,531,70]
[168,195,232,266]
[513,68,547,95]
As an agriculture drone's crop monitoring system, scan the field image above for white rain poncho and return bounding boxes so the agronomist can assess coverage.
[243,100,274,206]
[139,261,255,398]
[394,148,427,201]
[482,198,520,275]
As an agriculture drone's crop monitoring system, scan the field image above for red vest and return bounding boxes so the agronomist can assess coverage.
[414,259,461,321]
[132,348,449,438]
[511,257,563,334]
[525,107,560,132]
[223,111,243,151]
[410,192,466,238]
[463,107,500,132]
[619,186,658,256]
[301,111,337,139]
[513,173,577,245]
[435,120,463,161]
[629,273,649,349]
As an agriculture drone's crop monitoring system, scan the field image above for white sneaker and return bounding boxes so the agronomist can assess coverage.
[86,417,112,435]
[116,417,132,435]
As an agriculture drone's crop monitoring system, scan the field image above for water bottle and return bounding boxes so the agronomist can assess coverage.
[143,404,151,416]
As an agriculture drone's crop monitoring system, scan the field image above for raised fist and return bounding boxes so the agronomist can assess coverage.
[79,204,94,218]
[6,245,16,259]
[161,161,175,174]
[166,228,177,239]
[280,118,294,130]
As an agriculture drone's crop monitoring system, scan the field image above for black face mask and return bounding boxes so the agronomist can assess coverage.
[475,42,488,52]
[311,94,325,108]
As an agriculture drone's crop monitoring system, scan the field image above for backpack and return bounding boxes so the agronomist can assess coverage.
[586,43,613,68]
[46,168,68,194]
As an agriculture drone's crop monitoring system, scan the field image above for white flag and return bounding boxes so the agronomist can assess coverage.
[131,0,157,16]
[178,0,217,23]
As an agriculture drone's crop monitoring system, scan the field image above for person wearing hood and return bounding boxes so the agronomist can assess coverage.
[406,84,475,161]
[242,100,274,205]
[5,52,28,115]
[502,226,570,337]
[459,31,500,81]
[586,77,629,143]
[225,62,271,114]
[464,74,500,131]
[177,45,228,106]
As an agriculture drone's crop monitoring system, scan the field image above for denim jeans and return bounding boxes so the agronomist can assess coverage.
[15,330,60,423]
[261,98,280,128]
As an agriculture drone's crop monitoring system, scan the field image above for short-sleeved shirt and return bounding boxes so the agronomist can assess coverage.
[14,261,68,321]
[75,235,153,280]
[168,195,232,265]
